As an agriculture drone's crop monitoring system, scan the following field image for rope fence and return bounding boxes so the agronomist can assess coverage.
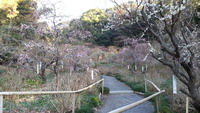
[0,79,104,113]
[109,79,165,113]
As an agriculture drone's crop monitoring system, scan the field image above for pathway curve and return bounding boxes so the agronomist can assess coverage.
[95,75,154,113]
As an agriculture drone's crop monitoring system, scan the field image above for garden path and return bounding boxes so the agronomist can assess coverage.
[95,75,154,113]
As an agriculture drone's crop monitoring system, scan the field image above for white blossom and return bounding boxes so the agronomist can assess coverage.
[147,15,151,19]
[159,17,165,21]
[183,0,186,4]
[170,10,179,15]
[166,15,172,19]
[180,4,186,10]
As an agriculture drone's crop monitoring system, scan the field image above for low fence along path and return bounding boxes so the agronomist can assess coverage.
[95,75,154,113]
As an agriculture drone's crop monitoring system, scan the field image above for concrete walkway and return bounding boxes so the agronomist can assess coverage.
[95,75,154,113]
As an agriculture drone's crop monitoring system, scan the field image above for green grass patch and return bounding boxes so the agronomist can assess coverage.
[115,74,145,93]
[0,76,11,85]
[4,95,56,112]
[4,100,18,111]
[126,82,145,93]
[114,73,173,113]
[143,79,173,113]
[161,78,172,93]
[75,93,101,113]
[19,95,55,111]
[115,73,124,82]
[46,72,56,80]
[24,79,44,89]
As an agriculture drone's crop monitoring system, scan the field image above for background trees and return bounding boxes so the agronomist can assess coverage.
[80,8,112,45]
[17,40,62,82]
[0,0,37,65]
[80,9,109,37]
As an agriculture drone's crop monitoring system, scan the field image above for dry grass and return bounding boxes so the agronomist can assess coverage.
[0,65,102,112]
[0,66,37,91]
[43,70,101,112]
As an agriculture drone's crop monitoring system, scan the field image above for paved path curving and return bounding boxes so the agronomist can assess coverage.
[95,75,154,113]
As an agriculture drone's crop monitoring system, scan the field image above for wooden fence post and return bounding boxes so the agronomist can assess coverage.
[145,80,147,92]
[156,95,160,113]
[78,93,81,109]
[91,69,94,80]
[0,95,3,113]
[37,63,39,74]
[186,96,189,113]
[72,93,76,113]
[102,79,104,95]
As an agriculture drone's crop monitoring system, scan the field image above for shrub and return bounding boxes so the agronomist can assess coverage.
[90,97,101,107]
[159,96,173,113]
[130,82,145,93]
[103,87,110,94]
[75,107,94,113]
[125,82,138,88]
[115,74,145,93]
[76,93,101,113]
[144,91,156,102]
[115,74,124,82]
[98,86,110,94]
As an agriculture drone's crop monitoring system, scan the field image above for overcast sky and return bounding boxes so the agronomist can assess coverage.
[39,0,129,19]
[62,0,114,18]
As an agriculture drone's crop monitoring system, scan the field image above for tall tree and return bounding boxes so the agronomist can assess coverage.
[0,0,38,64]
[62,19,93,43]
[17,40,65,83]
[14,0,38,25]
[80,8,110,43]
[113,0,200,111]
[0,0,37,25]
[0,0,19,21]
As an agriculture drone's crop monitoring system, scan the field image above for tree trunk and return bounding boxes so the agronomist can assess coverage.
[40,68,46,82]
[192,101,200,112]
[54,59,59,91]
[188,82,200,112]
[54,69,59,91]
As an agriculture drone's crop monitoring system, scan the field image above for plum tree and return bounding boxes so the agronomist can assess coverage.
[112,0,200,111]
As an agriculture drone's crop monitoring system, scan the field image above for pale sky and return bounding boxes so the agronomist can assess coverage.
[62,0,114,18]
[39,0,128,19]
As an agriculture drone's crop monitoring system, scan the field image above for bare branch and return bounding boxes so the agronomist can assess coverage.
[151,52,173,68]
[181,61,196,77]
[179,72,189,82]
[175,72,189,86]
[180,88,192,98]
